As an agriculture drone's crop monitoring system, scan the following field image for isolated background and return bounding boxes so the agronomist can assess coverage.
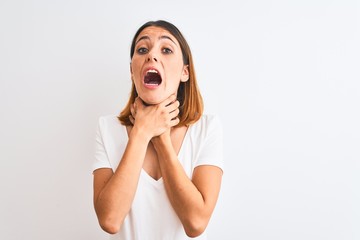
[1,0,359,239]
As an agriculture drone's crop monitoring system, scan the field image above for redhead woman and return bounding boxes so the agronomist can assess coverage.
[92,20,223,240]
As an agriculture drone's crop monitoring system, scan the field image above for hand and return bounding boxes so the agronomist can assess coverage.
[130,94,180,139]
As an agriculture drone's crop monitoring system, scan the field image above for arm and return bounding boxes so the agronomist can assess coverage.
[93,95,179,234]
[152,134,223,238]
[93,127,150,234]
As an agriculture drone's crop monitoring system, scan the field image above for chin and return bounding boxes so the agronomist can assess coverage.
[139,96,163,106]
[138,91,177,105]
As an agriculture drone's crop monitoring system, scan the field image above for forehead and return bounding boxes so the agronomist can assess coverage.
[136,26,179,45]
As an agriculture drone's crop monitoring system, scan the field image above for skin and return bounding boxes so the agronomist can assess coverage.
[130,26,189,105]
[93,26,223,237]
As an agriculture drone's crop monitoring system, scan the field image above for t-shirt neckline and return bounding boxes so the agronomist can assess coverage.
[123,124,192,185]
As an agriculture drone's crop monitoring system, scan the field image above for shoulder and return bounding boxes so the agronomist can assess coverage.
[189,114,223,139]
[97,114,124,135]
[98,114,121,127]
[193,114,222,131]
[199,114,222,125]
[188,114,224,170]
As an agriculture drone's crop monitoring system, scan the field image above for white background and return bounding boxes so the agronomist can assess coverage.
[1,0,359,239]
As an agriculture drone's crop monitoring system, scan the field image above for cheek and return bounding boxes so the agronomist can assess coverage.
[131,56,141,72]
[131,62,142,78]
[167,60,185,78]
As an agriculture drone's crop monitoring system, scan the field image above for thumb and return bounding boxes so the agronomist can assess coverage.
[134,97,145,110]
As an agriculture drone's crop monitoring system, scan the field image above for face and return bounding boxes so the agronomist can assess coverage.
[130,26,189,105]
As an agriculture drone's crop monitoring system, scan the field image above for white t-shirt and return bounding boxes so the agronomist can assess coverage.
[93,114,223,240]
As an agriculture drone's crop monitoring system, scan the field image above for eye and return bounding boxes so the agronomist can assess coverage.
[162,48,173,54]
[137,47,148,54]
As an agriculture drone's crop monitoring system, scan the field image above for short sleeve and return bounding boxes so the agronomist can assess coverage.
[194,115,224,171]
[92,117,112,173]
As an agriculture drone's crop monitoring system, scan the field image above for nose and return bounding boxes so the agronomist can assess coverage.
[147,54,157,62]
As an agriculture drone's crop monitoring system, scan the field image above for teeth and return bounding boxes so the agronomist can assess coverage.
[146,69,158,74]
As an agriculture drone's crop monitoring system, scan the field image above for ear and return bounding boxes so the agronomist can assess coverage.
[180,65,189,82]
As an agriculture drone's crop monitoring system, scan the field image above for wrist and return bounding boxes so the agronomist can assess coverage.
[152,133,172,151]
[130,126,152,144]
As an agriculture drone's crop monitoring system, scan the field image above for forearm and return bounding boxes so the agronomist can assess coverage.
[152,137,210,236]
[95,129,150,233]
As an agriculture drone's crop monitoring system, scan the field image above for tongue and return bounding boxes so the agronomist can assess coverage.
[144,72,161,85]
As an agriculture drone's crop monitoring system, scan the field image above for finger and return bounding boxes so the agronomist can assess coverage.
[134,97,144,109]
[169,117,180,127]
[167,100,180,113]
[129,115,135,125]
[130,104,136,118]
[161,94,177,107]
[169,107,180,120]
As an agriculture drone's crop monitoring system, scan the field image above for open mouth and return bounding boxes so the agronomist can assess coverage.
[144,69,162,86]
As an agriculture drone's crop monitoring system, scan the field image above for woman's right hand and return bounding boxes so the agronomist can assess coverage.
[129,94,180,140]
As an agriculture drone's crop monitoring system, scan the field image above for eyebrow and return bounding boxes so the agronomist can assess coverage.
[135,35,177,46]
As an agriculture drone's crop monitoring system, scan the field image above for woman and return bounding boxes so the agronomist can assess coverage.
[93,20,223,239]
